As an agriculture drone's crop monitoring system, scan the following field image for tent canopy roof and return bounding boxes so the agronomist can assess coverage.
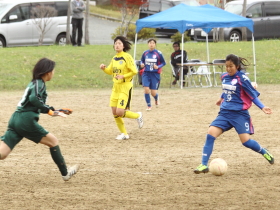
[136,4,254,34]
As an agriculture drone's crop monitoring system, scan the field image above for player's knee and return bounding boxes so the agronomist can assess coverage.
[0,153,8,160]
[115,110,124,117]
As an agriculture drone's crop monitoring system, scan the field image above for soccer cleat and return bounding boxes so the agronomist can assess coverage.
[263,148,274,164]
[146,106,152,111]
[115,133,129,140]
[62,164,79,181]
[136,112,143,128]
[194,164,209,174]
[155,96,160,107]
[172,79,177,85]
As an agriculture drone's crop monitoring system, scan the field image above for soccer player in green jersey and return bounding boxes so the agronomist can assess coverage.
[100,36,144,140]
[0,58,79,181]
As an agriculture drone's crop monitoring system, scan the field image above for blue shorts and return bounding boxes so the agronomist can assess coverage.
[142,71,160,90]
[210,109,254,134]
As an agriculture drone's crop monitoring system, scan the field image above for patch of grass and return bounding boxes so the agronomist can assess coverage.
[0,39,280,91]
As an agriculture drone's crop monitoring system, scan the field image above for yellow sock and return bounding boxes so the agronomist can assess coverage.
[114,115,127,135]
[123,111,139,119]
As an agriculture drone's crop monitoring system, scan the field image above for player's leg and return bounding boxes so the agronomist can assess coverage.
[0,141,12,160]
[239,134,274,164]
[40,133,79,181]
[142,73,152,110]
[194,126,223,174]
[235,114,274,164]
[116,85,143,129]
[150,73,160,107]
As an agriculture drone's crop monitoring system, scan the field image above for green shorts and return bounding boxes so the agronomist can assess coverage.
[0,111,49,150]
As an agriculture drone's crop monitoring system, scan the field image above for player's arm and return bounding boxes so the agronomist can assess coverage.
[123,55,137,78]
[101,59,113,75]
[252,97,272,114]
[28,81,54,113]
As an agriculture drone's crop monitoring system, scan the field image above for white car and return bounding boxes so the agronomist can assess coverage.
[0,0,70,47]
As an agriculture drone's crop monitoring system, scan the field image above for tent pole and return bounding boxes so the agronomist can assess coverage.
[206,34,210,63]
[252,34,256,83]
[181,33,184,89]
[133,33,138,61]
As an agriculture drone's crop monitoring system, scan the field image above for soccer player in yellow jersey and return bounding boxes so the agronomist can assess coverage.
[99,36,143,140]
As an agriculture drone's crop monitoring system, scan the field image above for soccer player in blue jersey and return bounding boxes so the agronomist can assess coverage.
[140,39,166,111]
[194,54,274,174]
[0,58,79,181]
[100,36,143,140]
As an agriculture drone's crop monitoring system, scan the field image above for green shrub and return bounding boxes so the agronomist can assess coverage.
[111,24,155,42]
[171,31,191,43]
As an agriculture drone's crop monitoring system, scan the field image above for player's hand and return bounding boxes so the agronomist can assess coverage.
[153,64,158,69]
[48,110,67,118]
[216,98,223,106]
[140,63,145,68]
[262,107,272,114]
[115,74,124,80]
[100,64,106,70]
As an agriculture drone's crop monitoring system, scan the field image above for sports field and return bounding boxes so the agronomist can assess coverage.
[1,86,279,209]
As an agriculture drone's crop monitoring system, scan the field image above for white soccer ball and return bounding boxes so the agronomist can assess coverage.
[209,158,228,176]
[251,81,258,89]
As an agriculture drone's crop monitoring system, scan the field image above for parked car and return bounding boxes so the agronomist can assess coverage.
[0,0,69,47]
[139,0,200,37]
[190,0,280,42]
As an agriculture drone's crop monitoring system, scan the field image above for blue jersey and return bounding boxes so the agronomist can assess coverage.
[140,49,166,73]
[220,71,260,111]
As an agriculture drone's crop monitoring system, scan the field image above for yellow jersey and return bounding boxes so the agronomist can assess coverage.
[103,51,137,84]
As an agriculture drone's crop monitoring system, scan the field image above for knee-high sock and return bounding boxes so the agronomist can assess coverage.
[202,134,216,165]
[153,93,158,101]
[114,115,127,135]
[50,145,68,176]
[123,111,139,119]
[145,93,151,107]
[243,139,265,155]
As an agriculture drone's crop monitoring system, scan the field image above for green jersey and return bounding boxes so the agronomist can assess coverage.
[16,79,54,114]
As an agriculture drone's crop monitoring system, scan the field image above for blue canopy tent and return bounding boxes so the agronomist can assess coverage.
[134,4,256,88]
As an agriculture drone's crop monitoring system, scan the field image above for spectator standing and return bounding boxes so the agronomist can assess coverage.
[71,0,85,46]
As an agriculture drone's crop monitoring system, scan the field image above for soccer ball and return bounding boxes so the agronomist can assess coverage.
[209,158,228,176]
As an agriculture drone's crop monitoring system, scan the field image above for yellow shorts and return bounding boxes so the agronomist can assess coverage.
[110,82,132,109]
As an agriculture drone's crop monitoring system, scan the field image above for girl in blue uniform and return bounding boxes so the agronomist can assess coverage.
[140,39,166,111]
[194,54,274,174]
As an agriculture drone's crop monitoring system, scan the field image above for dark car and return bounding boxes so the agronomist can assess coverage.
[139,0,200,37]
[190,0,280,42]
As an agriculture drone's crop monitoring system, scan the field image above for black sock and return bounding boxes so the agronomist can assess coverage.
[50,145,68,176]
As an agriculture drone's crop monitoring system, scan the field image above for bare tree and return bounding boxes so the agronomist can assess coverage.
[31,5,58,46]
[66,0,72,45]
[84,0,90,44]
[241,0,247,41]
[111,0,147,37]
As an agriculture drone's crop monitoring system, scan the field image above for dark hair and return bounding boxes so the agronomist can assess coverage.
[148,38,157,44]
[225,54,250,71]
[114,36,131,52]
[32,58,55,81]
[173,42,180,47]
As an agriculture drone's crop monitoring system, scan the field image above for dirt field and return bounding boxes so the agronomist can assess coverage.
[1,85,280,210]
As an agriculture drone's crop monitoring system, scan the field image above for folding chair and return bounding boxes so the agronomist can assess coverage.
[134,60,142,86]
[189,59,212,87]
[212,59,226,87]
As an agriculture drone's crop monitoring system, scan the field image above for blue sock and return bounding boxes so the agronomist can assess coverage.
[154,93,158,101]
[145,94,151,107]
[242,139,265,155]
[202,134,216,165]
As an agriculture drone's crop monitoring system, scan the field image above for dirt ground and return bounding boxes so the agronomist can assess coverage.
[1,85,280,210]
